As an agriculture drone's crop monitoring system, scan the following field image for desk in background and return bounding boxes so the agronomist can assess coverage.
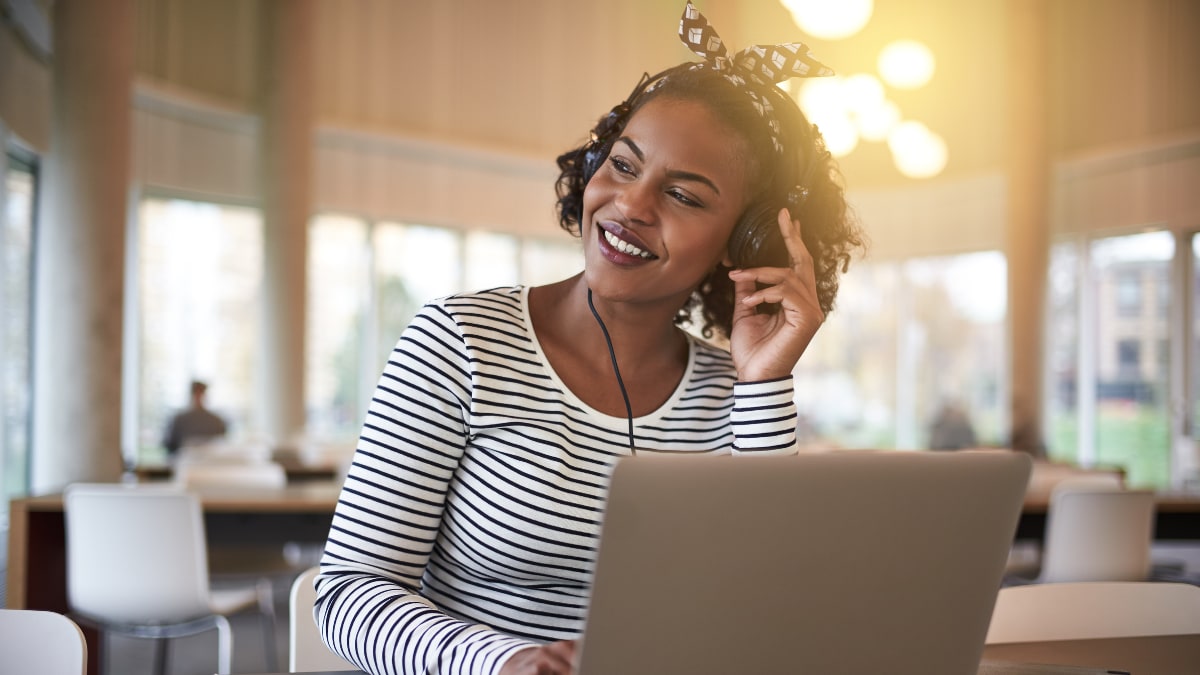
[10,487,1200,612]
[5,483,340,613]
[132,456,341,483]
[1014,491,1200,542]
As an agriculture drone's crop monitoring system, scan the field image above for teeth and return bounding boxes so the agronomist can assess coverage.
[604,230,654,259]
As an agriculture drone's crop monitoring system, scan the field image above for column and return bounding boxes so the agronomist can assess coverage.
[1005,0,1051,455]
[31,0,134,490]
[258,0,314,445]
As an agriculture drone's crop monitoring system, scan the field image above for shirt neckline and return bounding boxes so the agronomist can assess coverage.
[519,285,697,427]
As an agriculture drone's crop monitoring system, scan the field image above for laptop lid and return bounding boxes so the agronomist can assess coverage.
[576,450,1032,675]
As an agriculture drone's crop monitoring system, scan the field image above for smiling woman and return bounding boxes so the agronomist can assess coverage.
[312,3,865,674]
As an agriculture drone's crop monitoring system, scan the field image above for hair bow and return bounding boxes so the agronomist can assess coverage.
[679,1,835,86]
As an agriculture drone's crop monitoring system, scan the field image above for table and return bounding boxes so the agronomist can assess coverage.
[5,482,340,612]
[233,635,1200,675]
[981,633,1200,674]
[6,482,340,675]
[1013,491,1200,542]
[133,456,340,483]
[10,486,1200,612]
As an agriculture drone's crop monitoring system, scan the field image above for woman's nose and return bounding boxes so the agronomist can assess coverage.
[614,180,657,225]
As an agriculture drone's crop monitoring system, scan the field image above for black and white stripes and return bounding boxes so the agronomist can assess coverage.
[316,286,797,675]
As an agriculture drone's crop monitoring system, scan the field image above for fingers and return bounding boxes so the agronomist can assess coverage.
[729,266,764,323]
[777,207,814,269]
[500,641,577,675]
[727,208,821,319]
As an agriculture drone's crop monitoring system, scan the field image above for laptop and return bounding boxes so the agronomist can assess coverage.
[575,450,1032,675]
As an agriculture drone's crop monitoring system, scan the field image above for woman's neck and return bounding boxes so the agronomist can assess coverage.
[535,275,688,369]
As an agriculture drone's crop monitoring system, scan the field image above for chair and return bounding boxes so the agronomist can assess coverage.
[1008,479,1155,584]
[175,458,288,489]
[987,581,1200,644]
[0,609,88,674]
[174,460,291,670]
[289,566,357,672]
[63,483,267,675]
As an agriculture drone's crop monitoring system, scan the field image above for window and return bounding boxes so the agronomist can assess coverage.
[1190,233,1200,490]
[1,152,36,510]
[1116,339,1141,378]
[136,197,263,463]
[794,261,900,449]
[1045,241,1080,464]
[1115,271,1141,317]
[464,230,519,290]
[794,251,1007,451]
[306,215,369,439]
[306,216,585,441]
[1089,231,1173,487]
[521,238,584,286]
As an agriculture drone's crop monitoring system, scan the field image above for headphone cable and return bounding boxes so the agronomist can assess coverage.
[587,287,637,456]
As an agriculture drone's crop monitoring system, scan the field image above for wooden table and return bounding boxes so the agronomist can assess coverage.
[981,633,1200,674]
[10,486,1200,613]
[5,482,340,613]
[1013,491,1200,542]
[233,635,1200,675]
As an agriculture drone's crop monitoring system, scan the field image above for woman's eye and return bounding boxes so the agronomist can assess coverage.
[667,189,701,208]
[609,156,635,176]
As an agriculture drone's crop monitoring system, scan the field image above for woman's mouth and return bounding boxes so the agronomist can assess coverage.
[601,228,657,260]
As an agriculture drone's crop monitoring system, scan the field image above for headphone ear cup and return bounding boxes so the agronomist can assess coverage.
[582,144,604,184]
[727,202,789,270]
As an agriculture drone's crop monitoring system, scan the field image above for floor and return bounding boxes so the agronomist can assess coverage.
[105,574,295,675]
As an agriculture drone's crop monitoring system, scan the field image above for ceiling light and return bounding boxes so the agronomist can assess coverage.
[878,40,936,89]
[781,0,873,40]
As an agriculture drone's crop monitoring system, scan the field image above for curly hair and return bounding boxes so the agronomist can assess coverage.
[555,63,866,340]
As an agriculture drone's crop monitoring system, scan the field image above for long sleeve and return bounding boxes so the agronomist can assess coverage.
[730,375,798,454]
[315,302,533,675]
[313,287,799,675]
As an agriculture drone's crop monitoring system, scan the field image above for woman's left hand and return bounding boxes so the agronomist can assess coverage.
[727,207,824,382]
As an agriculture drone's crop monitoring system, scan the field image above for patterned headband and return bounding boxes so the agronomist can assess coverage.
[672,1,834,155]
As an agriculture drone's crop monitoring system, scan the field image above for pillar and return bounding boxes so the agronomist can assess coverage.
[31,0,134,491]
[1005,0,1051,455]
[258,0,314,445]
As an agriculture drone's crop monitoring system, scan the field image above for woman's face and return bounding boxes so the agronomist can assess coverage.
[580,96,752,310]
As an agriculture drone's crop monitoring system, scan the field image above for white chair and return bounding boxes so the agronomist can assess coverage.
[987,581,1200,644]
[0,609,88,674]
[289,566,357,672]
[175,459,291,670]
[1039,481,1156,583]
[1007,479,1155,585]
[63,483,266,675]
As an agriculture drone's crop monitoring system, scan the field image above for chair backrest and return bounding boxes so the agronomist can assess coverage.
[987,581,1200,644]
[64,483,213,624]
[0,609,88,674]
[289,566,357,672]
[175,460,288,489]
[1040,481,1155,582]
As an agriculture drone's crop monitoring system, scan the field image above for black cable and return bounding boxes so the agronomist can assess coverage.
[587,288,637,455]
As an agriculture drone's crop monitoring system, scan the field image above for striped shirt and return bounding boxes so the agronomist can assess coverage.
[315,286,797,675]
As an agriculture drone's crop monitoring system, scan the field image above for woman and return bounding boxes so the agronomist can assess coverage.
[315,4,865,674]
